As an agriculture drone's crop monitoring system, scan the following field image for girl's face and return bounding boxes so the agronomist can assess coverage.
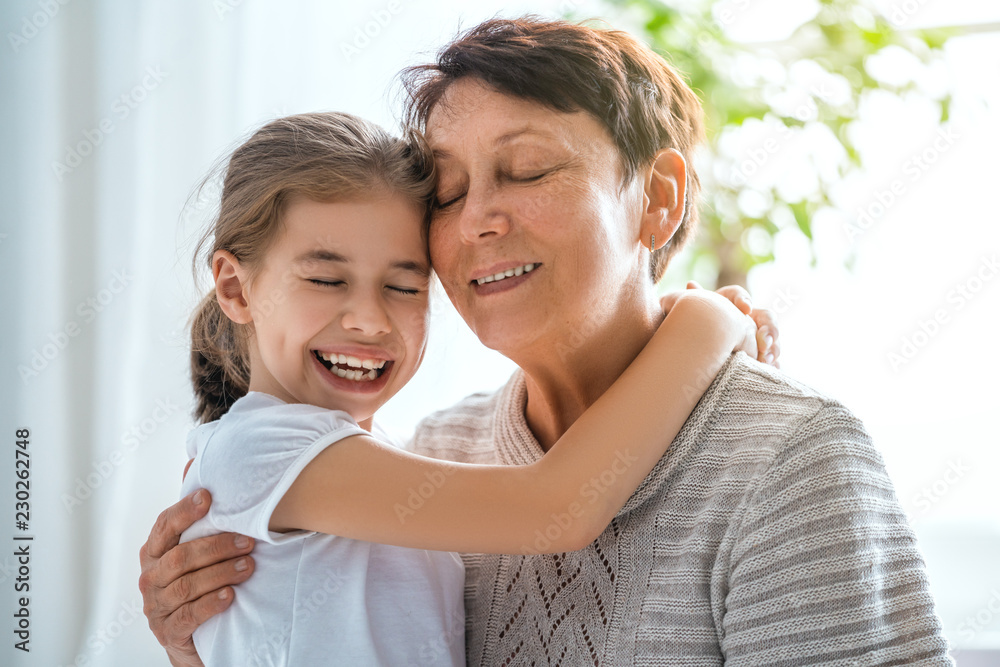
[241,194,430,429]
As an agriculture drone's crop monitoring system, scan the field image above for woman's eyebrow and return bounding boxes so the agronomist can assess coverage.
[495,127,559,147]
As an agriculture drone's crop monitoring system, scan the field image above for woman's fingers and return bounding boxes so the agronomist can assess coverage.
[142,547,254,653]
[157,587,237,651]
[141,491,211,562]
[157,558,256,645]
[146,533,255,590]
[138,489,256,655]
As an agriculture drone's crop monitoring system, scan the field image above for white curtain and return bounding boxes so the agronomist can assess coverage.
[0,1,525,663]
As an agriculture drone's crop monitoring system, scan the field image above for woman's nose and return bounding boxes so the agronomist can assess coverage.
[458,181,511,245]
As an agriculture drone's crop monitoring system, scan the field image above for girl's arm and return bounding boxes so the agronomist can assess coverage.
[271,290,754,554]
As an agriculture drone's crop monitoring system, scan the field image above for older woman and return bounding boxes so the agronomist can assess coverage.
[140,17,951,666]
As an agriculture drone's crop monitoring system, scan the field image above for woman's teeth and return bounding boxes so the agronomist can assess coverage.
[476,263,536,285]
[315,352,386,381]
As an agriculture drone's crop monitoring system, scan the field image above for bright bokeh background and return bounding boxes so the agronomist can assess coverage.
[1,0,997,664]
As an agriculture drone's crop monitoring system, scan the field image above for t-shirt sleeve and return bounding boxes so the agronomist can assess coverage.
[197,405,368,545]
[721,404,953,666]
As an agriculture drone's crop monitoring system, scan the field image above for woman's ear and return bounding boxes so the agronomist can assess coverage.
[640,148,687,253]
[212,250,253,324]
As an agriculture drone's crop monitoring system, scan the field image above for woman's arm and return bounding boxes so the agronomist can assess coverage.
[271,290,754,554]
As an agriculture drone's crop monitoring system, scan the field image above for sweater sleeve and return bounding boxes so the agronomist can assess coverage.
[721,404,953,666]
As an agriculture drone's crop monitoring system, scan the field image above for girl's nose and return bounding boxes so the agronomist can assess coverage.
[341,294,392,337]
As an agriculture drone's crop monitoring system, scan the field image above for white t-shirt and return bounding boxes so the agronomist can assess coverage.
[179,391,466,667]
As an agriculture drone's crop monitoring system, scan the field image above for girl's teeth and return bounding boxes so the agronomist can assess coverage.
[316,351,388,380]
[318,352,387,370]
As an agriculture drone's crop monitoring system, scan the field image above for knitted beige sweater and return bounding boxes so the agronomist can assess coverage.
[409,352,953,666]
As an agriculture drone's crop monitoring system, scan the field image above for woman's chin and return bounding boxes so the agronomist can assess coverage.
[470,317,548,359]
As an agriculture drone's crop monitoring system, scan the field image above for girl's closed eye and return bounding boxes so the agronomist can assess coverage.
[387,285,422,296]
[305,277,423,295]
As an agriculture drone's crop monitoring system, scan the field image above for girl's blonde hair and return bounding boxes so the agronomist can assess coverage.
[189,112,434,424]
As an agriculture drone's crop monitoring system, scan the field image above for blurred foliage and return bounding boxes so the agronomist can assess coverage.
[580,0,956,286]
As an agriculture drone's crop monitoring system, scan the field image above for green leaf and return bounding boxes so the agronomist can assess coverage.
[789,201,813,240]
[587,0,955,283]
[939,95,952,123]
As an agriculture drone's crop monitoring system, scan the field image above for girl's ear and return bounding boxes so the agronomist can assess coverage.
[640,148,687,253]
[213,250,253,324]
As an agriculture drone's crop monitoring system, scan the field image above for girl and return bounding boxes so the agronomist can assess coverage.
[178,111,760,666]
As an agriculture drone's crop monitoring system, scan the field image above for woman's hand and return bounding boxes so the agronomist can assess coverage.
[138,490,256,666]
[660,281,781,368]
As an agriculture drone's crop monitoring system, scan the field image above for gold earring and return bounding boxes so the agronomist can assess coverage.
[650,234,655,254]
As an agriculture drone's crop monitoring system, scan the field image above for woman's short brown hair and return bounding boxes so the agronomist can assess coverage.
[401,16,705,282]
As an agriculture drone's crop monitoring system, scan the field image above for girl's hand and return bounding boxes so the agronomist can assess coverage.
[660,281,781,368]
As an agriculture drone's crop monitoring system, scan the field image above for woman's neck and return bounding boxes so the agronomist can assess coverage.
[517,297,663,452]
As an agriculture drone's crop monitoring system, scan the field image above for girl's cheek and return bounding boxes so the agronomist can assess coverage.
[398,300,430,347]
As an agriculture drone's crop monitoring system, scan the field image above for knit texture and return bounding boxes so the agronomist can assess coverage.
[410,352,953,666]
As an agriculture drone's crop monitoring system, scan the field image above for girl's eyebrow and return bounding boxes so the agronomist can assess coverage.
[294,250,429,277]
[393,260,431,278]
[294,249,348,265]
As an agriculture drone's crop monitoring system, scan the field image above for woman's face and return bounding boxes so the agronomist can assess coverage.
[424,79,648,358]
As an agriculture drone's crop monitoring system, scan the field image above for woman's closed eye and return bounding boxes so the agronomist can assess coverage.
[433,192,464,210]
[509,170,548,183]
